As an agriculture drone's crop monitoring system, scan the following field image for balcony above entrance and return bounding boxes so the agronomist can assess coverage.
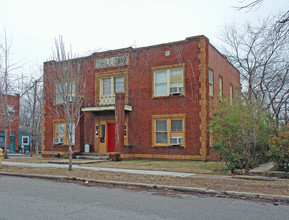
[82,96,132,112]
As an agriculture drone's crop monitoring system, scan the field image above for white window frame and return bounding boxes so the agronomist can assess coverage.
[153,68,184,97]
[22,136,29,145]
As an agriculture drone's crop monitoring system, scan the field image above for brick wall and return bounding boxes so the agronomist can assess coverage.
[0,94,20,151]
[42,36,240,160]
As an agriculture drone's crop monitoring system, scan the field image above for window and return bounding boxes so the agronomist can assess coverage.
[230,84,233,104]
[154,68,183,97]
[114,77,124,93]
[153,114,185,146]
[209,69,214,97]
[124,124,127,137]
[7,105,14,114]
[54,120,75,144]
[236,86,239,98]
[171,119,183,131]
[55,81,76,104]
[102,78,112,95]
[156,120,167,144]
[101,76,124,96]
[218,76,223,99]
[22,136,29,145]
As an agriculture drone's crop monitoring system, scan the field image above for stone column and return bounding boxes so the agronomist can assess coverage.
[114,93,125,160]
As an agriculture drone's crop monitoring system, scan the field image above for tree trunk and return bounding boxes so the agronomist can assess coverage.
[68,144,72,171]
[4,127,8,159]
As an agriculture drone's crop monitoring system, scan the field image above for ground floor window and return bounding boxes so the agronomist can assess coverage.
[53,120,75,145]
[22,136,29,145]
[152,114,185,147]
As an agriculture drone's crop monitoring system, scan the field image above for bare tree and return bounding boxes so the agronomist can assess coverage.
[221,14,289,122]
[233,0,288,27]
[233,0,264,11]
[44,36,89,170]
[0,30,27,158]
[19,71,43,155]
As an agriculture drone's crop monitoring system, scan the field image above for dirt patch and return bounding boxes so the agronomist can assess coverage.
[1,165,288,196]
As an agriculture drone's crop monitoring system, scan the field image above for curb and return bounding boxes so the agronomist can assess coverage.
[1,172,289,203]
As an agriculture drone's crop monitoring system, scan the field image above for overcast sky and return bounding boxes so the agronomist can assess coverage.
[0,0,288,75]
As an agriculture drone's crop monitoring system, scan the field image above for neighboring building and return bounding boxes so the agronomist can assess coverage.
[42,36,240,160]
[0,94,20,153]
[18,129,42,153]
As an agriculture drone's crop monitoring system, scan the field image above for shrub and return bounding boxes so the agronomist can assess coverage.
[269,125,289,171]
[210,98,275,172]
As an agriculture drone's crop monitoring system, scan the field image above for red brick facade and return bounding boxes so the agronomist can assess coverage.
[42,36,240,160]
[0,94,20,152]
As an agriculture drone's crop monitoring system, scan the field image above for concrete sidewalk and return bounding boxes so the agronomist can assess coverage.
[249,162,274,175]
[2,161,195,177]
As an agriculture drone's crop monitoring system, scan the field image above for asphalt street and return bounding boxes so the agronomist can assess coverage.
[0,176,288,220]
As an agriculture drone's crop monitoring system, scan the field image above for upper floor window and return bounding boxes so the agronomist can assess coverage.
[154,68,183,97]
[218,76,223,99]
[101,76,124,96]
[230,84,233,104]
[236,86,239,98]
[55,81,76,104]
[209,69,214,97]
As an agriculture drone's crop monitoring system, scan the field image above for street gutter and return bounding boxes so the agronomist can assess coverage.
[1,172,288,203]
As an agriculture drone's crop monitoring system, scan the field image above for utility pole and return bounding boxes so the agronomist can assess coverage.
[31,80,37,156]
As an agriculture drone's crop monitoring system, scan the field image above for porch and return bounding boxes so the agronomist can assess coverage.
[81,93,129,156]
[81,95,132,112]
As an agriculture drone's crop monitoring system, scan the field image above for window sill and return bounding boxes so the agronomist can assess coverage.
[153,94,184,99]
[53,144,75,147]
[153,145,185,148]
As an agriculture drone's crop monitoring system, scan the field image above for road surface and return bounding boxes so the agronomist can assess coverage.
[0,176,288,220]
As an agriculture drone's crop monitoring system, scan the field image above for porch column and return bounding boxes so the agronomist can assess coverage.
[115,92,125,153]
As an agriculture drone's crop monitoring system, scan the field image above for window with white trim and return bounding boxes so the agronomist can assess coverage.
[154,68,183,97]
[22,136,29,145]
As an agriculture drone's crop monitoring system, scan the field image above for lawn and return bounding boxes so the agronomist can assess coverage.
[3,157,227,174]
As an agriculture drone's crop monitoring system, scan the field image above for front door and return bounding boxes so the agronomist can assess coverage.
[107,123,115,152]
[9,136,15,153]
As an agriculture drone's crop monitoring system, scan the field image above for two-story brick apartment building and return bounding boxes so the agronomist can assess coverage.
[42,35,240,160]
[0,94,20,153]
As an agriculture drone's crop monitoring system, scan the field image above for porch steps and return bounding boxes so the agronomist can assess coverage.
[76,153,109,160]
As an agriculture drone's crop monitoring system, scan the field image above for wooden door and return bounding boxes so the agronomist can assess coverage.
[107,123,115,152]
[99,123,107,153]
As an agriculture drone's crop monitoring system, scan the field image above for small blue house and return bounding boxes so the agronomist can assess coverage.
[0,130,18,153]
[18,129,42,153]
